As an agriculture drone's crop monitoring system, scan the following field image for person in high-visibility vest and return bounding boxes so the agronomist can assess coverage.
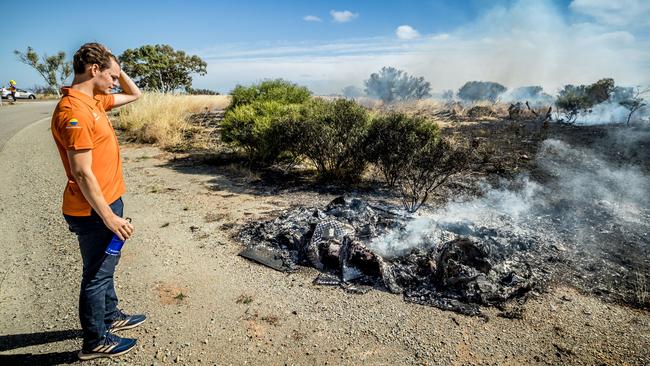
[8,80,17,102]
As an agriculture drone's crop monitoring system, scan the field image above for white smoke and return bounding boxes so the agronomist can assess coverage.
[499,87,555,106]
[194,0,650,95]
[369,137,650,258]
[537,139,649,225]
[573,98,650,125]
[369,177,543,257]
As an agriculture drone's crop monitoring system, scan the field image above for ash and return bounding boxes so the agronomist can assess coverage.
[238,196,560,316]
[238,137,650,315]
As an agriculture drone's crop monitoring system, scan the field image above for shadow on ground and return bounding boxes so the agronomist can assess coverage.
[0,329,81,365]
[0,351,79,365]
[157,151,390,199]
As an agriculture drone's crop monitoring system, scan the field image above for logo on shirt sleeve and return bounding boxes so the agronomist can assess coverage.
[66,118,81,129]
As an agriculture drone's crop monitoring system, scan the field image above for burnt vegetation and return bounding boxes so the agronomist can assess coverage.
[208,75,648,212]
[179,73,649,315]
[555,78,648,125]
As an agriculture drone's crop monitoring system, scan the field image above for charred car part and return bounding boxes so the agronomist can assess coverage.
[238,196,555,315]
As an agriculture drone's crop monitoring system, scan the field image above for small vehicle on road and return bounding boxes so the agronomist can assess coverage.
[1,87,37,99]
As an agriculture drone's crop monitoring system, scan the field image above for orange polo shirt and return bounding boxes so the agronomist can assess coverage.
[51,87,126,216]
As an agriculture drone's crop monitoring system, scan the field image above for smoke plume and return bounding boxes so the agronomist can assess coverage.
[196,0,650,95]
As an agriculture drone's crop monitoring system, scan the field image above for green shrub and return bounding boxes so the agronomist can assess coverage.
[186,87,220,95]
[229,79,311,109]
[221,100,300,164]
[291,98,370,181]
[365,113,469,212]
[366,113,439,187]
[399,138,470,213]
[555,78,617,123]
[585,78,614,105]
[555,85,591,123]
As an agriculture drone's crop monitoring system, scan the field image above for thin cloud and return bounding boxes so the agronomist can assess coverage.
[430,33,451,41]
[570,0,650,27]
[330,10,358,23]
[303,15,322,22]
[198,37,417,60]
[194,0,650,95]
[396,25,421,40]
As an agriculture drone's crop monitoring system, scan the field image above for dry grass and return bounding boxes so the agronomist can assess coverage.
[35,93,60,100]
[116,92,230,149]
[364,99,508,127]
[393,99,445,111]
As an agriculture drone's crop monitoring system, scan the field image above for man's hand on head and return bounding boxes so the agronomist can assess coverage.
[112,69,142,108]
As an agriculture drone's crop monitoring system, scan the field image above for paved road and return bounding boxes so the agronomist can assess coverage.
[0,101,58,151]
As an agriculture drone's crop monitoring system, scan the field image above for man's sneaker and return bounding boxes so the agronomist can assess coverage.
[78,333,136,360]
[109,310,147,332]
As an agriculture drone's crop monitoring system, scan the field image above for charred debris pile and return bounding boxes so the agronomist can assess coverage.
[238,196,561,316]
[236,129,650,316]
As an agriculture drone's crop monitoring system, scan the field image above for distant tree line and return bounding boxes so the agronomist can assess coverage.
[14,47,646,124]
[345,67,647,124]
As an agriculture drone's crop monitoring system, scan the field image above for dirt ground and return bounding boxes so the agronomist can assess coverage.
[0,117,649,365]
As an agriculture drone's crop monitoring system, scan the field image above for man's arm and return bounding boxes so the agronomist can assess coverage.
[112,70,142,108]
[67,149,134,240]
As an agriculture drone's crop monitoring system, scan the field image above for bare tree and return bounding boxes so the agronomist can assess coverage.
[14,47,72,97]
[619,87,649,126]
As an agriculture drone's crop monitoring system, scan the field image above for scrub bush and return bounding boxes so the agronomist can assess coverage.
[221,100,301,164]
[555,85,591,123]
[229,79,311,109]
[398,138,470,213]
[365,113,439,187]
[458,81,507,103]
[555,78,618,123]
[222,79,310,164]
[291,98,370,181]
[365,112,467,212]
[186,87,220,95]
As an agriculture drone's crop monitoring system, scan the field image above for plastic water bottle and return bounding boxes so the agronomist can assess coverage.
[105,218,131,256]
[105,235,125,256]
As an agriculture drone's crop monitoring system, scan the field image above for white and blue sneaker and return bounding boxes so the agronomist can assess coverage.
[109,310,147,332]
[78,333,136,360]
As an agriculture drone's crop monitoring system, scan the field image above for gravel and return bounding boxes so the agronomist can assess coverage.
[0,119,648,365]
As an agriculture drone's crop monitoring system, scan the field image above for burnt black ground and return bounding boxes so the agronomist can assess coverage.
[235,121,650,314]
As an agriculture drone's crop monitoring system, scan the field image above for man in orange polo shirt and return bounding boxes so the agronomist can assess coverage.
[51,43,143,360]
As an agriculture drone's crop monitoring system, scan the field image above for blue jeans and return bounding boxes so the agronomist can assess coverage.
[64,198,123,349]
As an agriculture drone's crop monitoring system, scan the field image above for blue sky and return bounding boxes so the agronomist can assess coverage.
[1,0,648,94]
